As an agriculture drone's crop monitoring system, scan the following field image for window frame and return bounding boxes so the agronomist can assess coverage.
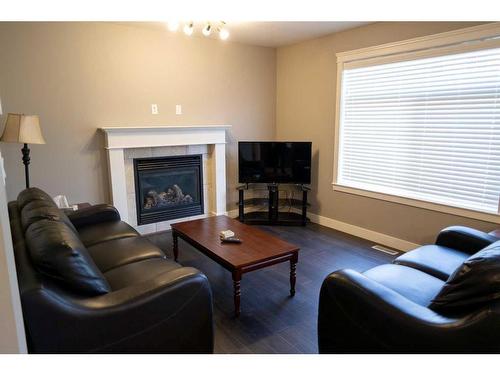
[332,22,500,224]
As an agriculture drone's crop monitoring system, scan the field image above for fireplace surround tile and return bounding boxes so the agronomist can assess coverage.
[125,147,152,159]
[101,125,230,233]
[151,146,187,157]
[127,193,137,226]
[123,144,212,232]
[188,144,208,155]
[124,159,135,194]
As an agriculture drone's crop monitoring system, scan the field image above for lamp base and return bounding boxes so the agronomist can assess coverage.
[21,143,30,189]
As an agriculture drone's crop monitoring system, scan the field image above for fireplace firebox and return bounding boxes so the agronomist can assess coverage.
[133,155,204,225]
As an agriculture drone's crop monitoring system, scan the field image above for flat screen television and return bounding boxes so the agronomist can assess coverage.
[238,141,312,184]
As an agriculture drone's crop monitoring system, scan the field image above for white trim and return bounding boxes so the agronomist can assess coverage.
[305,211,419,252]
[106,148,128,222]
[333,23,500,225]
[100,125,230,150]
[213,143,228,216]
[226,208,418,252]
[100,125,232,130]
[332,58,344,185]
[336,22,500,63]
[344,38,500,70]
[0,151,27,353]
[332,184,500,224]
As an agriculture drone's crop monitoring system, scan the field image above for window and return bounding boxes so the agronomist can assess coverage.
[334,24,500,219]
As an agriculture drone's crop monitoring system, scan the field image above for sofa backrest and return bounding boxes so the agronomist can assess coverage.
[25,219,110,295]
[10,187,110,296]
[17,187,57,210]
[21,199,77,233]
[431,240,500,312]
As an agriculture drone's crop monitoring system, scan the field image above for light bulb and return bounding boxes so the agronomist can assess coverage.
[166,21,179,32]
[202,23,212,36]
[183,22,194,36]
[219,28,229,40]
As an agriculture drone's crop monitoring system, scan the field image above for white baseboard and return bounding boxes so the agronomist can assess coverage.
[305,212,420,252]
[227,207,419,252]
[210,211,229,216]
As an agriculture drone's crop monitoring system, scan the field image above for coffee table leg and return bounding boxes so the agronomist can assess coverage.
[232,271,242,317]
[172,231,179,262]
[290,253,298,296]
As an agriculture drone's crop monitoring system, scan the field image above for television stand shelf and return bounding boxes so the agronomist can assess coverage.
[237,183,310,226]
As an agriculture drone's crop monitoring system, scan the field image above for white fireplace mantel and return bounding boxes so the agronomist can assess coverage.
[100,125,231,226]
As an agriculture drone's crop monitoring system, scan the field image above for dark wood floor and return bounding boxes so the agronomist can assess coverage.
[146,222,400,354]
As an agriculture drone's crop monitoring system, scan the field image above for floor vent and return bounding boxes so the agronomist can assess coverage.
[371,245,399,256]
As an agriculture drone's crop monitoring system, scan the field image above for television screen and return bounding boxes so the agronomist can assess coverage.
[238,141,312,184]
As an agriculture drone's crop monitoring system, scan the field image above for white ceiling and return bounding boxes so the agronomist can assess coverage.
[217,21,369,47]
[127,21,370,47]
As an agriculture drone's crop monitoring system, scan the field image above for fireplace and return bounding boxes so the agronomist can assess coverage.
[133,155,204,225]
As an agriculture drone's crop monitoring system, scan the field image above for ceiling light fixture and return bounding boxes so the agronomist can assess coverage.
[183,22,194,36]
[202,23,212,36]
[168,21,229,41]
[217,21,229,41]
[219,28,229,40]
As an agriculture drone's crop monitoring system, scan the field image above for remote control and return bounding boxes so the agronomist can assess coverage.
[221,237,242,244]
[220,230,235,240]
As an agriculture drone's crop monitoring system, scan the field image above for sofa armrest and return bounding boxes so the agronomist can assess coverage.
[66,204,121,228]
[435,226,498,254]
[318,269,498,353]
[22,267,214,353]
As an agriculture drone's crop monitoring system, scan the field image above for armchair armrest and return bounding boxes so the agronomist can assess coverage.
[435,226,498,254]
[22,267,214,353]
[66,204,121,228]
[318,269,498,353]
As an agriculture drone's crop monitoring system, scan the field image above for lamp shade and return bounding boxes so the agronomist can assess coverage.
[0,113,46,144]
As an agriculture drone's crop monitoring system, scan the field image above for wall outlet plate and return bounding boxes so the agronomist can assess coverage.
[151,104,159,114]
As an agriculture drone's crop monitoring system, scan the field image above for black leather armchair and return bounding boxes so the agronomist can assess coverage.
[9,188,214,353]
[318,226,500,353]
[435,225,499,254]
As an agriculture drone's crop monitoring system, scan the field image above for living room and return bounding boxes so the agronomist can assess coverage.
[1,0,499,371]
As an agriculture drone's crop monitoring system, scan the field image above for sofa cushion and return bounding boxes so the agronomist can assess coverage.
[26,219,110,295]
[66,204,121,229]
[430,241,500,312]
[363,264,444,306]
[21,200,77,233]
[77,220,139,247]
[393,245,469,281]
[17,187,57,210]
[87,237,165,272]
[104,258,181,290]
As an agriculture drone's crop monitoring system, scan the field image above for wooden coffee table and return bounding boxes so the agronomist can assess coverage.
[171,215,299,317]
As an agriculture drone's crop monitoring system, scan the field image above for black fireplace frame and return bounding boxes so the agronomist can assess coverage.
[133,154,204,225]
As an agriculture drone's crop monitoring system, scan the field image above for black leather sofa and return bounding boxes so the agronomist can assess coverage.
[318,226,500,353]
[8,187,214,353]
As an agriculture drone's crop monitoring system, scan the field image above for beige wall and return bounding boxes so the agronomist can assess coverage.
[276,22,498,245]
[1,21,497,245]
[0,22,276,208]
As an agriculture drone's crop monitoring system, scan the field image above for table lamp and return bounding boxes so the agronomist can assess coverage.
[0,113,46,188]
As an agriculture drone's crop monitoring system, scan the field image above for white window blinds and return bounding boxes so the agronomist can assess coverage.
[338,46,500,214]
